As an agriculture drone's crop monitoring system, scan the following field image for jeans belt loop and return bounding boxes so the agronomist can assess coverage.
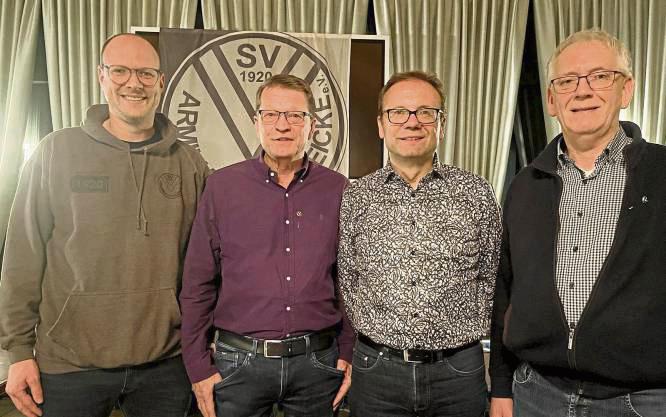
[403,350,424,363]
[305,334,312,357]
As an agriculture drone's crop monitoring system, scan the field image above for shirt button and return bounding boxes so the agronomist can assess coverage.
[577,211,583,217]
[265,179,269,183]
[569,282,575,289]
[410,249,416,256]
[286,276,291,281]
[410,191,417,197]
[286,306,291,311]
[270,172,275,177]
[296,211,303,217]
[286,333,291,337]
[413,313,419,318]
[285,193,289,198]
[411,281,417,286]
[285,219,290,224]
[572,246,578,253]
[286,247,291,252]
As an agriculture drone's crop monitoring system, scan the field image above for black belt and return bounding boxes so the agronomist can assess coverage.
[358,333,478,363]
[217,329,336,358]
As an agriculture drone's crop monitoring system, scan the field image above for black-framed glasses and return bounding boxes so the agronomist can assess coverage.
[383,107,442,125]
[256,110,311,125]
[101,64,161,86]
[550,70,625,93]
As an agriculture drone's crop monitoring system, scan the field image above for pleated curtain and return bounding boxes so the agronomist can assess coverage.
[0,0,41,253]
[201,0,369,33]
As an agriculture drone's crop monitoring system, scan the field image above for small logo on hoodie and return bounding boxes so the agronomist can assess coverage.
[158,173,182,199]
[71,176,109,193]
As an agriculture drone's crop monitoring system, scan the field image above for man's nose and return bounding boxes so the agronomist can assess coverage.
[124,69,143,88]
[403,112,421,127]
[275,113,291,130]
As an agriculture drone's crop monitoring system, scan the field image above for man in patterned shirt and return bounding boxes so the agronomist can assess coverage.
[490,30,666,417]
[338,70,502,416]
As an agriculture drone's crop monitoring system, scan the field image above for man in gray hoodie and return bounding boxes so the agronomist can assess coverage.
[0,33,208,417]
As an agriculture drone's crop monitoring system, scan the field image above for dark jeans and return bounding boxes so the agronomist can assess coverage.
[349,339,487,417]
[39,355,191,417]
[213,338,344,417]
[513,362,666,417]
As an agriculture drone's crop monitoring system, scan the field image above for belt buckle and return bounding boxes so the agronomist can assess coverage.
[402,350,425,363]
[263,340,283,358]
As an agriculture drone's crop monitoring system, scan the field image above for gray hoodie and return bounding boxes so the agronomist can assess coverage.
[0,104,209,373]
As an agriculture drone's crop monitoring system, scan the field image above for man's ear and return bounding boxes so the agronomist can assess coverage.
[377,116,385,140]
[97,65,105,85]
[620,76,634,109]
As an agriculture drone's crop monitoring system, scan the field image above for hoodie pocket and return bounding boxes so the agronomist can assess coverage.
[46,288,181,368]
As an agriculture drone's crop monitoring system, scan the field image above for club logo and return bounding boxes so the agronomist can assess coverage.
[157,173,182,199]
[71,176,109,193]
[162,31,347,171]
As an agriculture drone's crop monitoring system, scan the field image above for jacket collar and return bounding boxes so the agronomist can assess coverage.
[531,121,646,174]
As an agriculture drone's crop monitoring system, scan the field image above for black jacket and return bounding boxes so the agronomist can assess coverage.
[490,121,666,399]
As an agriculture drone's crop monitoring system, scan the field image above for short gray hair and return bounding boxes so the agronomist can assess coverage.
[547,29,633,81]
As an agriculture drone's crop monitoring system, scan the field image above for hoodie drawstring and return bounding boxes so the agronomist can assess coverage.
[128,148,149,236]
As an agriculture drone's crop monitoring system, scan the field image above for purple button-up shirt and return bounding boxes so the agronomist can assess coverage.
[180,154,354,383]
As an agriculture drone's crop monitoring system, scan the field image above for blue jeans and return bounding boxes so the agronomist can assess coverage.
[513,362,666,417]
[39,355,191,417]
[349,339,487,417]
[213,338,344,416]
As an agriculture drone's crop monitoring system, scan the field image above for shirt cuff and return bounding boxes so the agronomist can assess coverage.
[337,338,354,363]
[185,355,219,384]
[490,376,514,398]
[8,345,35,364]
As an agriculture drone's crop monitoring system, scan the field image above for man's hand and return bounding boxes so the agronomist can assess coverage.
[6,359,43,417]
[332,359,352,410]
[489,397,513,417]
[192,373,222,417]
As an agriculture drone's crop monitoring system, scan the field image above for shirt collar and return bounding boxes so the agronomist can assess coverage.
[383,153,444,183]
[256,150,311,182]
[557,127,632,168]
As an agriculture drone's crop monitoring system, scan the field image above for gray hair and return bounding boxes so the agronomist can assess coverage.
[547,29,633,81]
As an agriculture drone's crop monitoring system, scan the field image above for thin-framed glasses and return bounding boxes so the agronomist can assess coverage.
[256,110,311,125]
[384,107,442,125]
[550,70,625,94]
[101,64,161,86]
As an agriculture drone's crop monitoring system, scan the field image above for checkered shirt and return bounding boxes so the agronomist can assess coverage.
[555,128,631,328]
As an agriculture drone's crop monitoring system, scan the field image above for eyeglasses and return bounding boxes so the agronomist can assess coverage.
[101,64,161,86]
[256,110,311,125]
[550,70,625,94]
[383,107,442,125]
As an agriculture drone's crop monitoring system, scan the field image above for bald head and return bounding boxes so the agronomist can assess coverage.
[101,33,160,69]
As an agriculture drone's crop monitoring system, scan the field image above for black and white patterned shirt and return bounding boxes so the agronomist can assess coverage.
[555,128,631,328]
[338,156,501,350]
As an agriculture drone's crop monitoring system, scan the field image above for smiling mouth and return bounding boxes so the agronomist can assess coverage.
[398,136,425,141]
[571,106,599,112]
[121,95,147,102]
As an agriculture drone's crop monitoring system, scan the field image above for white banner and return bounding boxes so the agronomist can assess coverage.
[160,29,351,174]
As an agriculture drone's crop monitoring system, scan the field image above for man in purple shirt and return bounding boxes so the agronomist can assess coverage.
[180,74,353,417]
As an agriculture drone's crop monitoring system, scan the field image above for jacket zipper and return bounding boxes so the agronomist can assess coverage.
[567,165,635,371]
[551,174,575,369]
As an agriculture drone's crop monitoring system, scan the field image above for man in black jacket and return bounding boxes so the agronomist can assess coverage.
[489,29,666,417]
